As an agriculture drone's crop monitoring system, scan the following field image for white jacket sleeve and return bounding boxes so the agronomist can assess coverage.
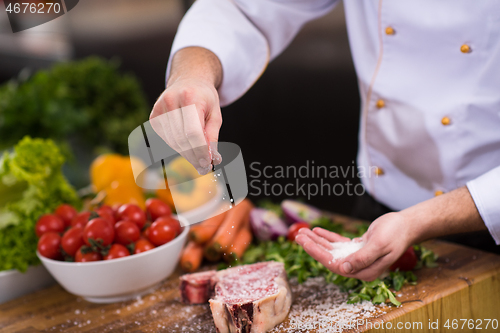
[166,0,338,106]
[467,166,500,244]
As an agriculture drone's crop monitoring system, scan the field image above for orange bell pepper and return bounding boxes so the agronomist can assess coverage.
[90,153,146,209]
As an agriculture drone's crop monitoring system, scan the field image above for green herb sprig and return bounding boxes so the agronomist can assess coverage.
[414,244,439,269]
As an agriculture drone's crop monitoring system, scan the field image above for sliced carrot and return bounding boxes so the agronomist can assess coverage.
[204,199,254,261]
[224,226,253,263]
[189,211,227,245]
[180,241,204,272]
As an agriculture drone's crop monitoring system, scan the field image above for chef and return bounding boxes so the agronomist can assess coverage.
[150,0,500,281]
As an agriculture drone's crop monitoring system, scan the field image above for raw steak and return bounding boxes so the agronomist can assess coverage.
[209,262,292,333]
[180,270,217,304]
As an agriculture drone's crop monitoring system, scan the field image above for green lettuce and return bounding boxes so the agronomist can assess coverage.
[0,137,80,272]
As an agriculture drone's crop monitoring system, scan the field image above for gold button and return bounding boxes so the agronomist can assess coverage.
[434,190,444,196]
[374,167,384,176]
[441,116,451,126]
[460,44,471,53]
[385,27,395,35]
[376,99,385,109]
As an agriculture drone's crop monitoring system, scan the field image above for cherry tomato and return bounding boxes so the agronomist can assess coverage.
[37,232,62,260]
[111,204,121,218]
[171,218,181,236]
[70,211,91,228]
[287,222,310,241]
[145,198,171,221]
[389,247,418,271]
[117,204,146,229]
[148,218,177,246]
[35,214,65,238]
[134,238,155,254]
[61,227,84,257]
[83,218,115,247]
[104,244,130,260]
[154,216,181,236]
[114,220,141,245]
[95,205,115,226]
[75,247,102,262]
[54,204,77,227]
[142,226,151,240]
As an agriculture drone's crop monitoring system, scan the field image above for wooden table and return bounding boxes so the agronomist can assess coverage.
[1,215,500,333]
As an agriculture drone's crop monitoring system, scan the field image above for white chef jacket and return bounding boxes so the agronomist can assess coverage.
[166,0,500,244]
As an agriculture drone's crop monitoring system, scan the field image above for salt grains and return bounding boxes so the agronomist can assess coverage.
[329,240,365,260]
[270,277,385,333]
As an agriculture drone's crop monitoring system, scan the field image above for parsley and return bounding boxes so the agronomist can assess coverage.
[0,57,149,155]
[414,244,439,268]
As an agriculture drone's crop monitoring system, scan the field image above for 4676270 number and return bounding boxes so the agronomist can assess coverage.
[444,319,498,330]
[5,2,61,14]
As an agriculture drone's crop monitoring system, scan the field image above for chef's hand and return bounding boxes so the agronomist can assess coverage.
[150,47,223,175]
[296,212,410,281]
[295,186,487,281]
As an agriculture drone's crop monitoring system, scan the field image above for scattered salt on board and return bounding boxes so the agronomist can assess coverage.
[329,240,365,260]
[270,277,385,333]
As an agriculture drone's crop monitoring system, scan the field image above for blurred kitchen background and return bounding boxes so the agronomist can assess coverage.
[0,0,361,215]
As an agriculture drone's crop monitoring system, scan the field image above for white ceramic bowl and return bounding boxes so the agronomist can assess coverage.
[0,265,55,304]
[38,222,189,303]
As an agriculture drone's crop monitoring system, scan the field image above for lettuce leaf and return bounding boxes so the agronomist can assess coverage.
[0,137,81,272]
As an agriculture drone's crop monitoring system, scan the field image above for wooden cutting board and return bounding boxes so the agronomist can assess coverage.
[1,215,500,333]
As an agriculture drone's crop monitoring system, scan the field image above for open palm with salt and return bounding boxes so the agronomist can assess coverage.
[295,213,412,282]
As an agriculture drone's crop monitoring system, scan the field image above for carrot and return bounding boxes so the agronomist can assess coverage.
[180,241,204,272]
[224,226,253,263]
[204,199,254,261]
[189,211,227,245]
[204,244,221,262]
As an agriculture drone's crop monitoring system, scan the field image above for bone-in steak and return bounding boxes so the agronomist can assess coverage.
[180,270,217,304]
[209,262,292,333]
[180,261,292,333]
[180,262,292,332]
